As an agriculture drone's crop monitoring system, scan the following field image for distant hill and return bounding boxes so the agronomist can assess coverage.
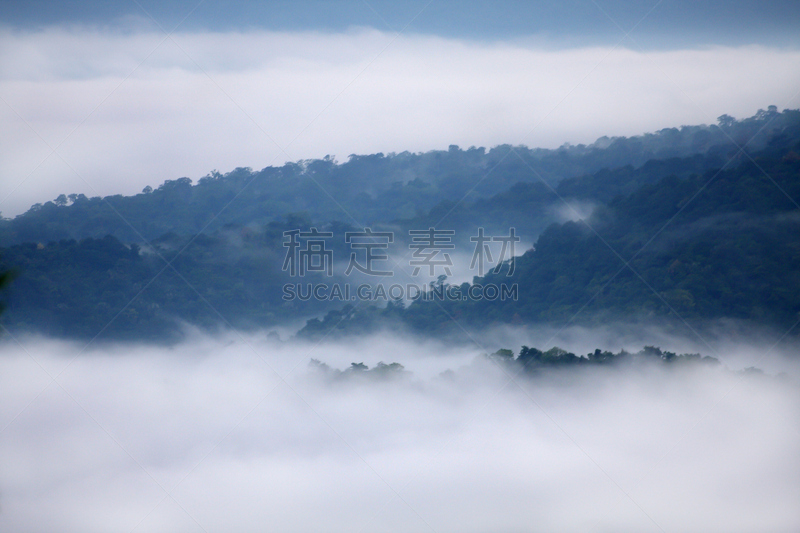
[1,107,799,340]
[1,108,794,247]
[402,138,800,333]
[300,129,800,339]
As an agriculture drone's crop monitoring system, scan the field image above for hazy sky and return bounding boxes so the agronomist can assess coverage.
[1,0,799,216]
[3,1,800,47]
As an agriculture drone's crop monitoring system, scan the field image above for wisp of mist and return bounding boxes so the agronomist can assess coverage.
[1,329,798,533]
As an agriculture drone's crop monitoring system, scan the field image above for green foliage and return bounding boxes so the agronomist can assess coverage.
[492,348,514,358]
[2,108,799,340]
[0,265,13,318]
[3,109,795,247]
[0,220,335,340]
[296,302,410,341]
[309,345,723,384]
[502,345,721,371]
[309,358,409,381]
[402,134,800,332]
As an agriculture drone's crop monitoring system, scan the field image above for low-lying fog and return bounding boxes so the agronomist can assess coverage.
[1,326,798,533]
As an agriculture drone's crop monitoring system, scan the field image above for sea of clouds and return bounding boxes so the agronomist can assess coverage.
[1,326,797,532]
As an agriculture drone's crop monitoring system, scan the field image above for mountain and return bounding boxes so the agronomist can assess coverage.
[299,125,800,338]
[1,108,793,247]
[1,108,798,340]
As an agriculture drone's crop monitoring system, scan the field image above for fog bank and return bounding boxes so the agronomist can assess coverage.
[1,331,798,532]
[2,26,799,216]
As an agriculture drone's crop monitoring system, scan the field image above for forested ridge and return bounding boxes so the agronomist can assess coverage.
[1,107,791,246]
[398,141,800,334]
[1,108,798,340]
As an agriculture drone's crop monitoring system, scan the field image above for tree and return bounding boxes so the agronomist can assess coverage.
[55,194,68,207]
[386,296,405,312]
[717,114,736,128]
[0,265,13,318]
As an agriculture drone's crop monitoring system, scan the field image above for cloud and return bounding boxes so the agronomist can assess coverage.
[0,330,798,532]
[1,26,799,217]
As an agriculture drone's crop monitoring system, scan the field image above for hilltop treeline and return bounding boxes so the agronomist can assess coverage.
[1,108,792,246]
[1,108,798,340]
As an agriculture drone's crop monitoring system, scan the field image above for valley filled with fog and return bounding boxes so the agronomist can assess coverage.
[3,1,800,531]
[1,327,798,532]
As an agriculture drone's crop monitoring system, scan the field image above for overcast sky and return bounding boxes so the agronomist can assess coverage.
[1,0,799,216]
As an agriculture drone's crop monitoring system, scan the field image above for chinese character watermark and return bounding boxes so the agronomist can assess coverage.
[283,228,333,276]
[281,226,520,302]
[469,227,519,276]
[408,228,455,276]
[345,228,394,277]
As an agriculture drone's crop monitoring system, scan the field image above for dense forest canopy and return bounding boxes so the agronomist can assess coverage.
[1,108,793,246]
[1,107,798,341]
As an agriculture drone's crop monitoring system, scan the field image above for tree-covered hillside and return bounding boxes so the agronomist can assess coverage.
[401,140,800,332]
[1,108,798,340]
[0,217,344,340]
[1,108,793,247]
[299,131,800,339]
